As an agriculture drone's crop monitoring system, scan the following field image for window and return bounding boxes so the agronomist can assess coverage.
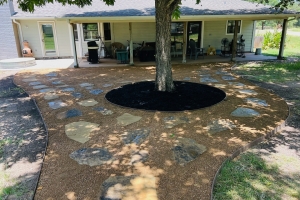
[226,20,241,34]
[72,24,78,41]
[171,22,183,43]
[83,23,99,41]
[103,23,111,40]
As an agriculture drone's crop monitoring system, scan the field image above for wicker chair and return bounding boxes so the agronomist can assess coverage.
[111,42,125,58]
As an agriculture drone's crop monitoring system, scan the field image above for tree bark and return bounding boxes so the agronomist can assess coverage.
[155,0,179,92]
[231,20,239,61]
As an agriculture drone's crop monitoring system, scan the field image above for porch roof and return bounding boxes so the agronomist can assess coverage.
[12,0,300,21]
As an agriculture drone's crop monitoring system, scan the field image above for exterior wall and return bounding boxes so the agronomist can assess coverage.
[19,20,72,58]
[203,20,254,52]
[0,2,19,59]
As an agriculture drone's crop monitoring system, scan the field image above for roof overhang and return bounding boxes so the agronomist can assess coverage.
[11,13,300,23]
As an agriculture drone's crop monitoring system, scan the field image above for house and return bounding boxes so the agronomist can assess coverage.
[9,0,300,64]
[0,1,20,59]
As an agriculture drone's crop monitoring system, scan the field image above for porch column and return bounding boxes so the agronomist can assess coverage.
[69,21,79,68]
[231,20,239,62]
[182,22,187,63]
[277,18,288,60]
[129,22,134,66]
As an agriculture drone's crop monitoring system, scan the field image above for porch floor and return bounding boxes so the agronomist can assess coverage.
[78,53,277,68]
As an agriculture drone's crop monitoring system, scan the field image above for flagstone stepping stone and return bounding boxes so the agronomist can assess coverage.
[245,98,268,107]
[122,129,150,145]
[72,92,82,99]
[77,99,98,107]
[214,84,226,88]
[48,100,67,109]
[56,109,82,119]
[100,175,157,200]
[231,107,260,117]
[39,88,56,93]
[44,92,59,100]
[216,70,230,75]
[183,77,191,81]
[46,72,57,77]
[200,76,218,83]
[229,82,245,87]
[65,121,99,143]
[93,107,113,115]
[117,113,142,126]
[103,83,113,87]
[222,75,236,80]
[130,150,149,165]
[61,87,75,92]
[206,119,236,134]
[85,86,94,90]
[238,89,258,95]
[23,75,36,79]
[79,83,94,87]
[56,85,69,88]
[29,81,42,86]
[173,137,206,166]
[69,148,113,166]
[48,77,59,81]
[52,80,63,85]
[33,85,48,89]
[89,89,103,95]
[164,116,189,128]
[22,78,38,82]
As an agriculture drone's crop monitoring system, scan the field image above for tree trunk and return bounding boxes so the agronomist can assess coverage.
[155,0,178,92]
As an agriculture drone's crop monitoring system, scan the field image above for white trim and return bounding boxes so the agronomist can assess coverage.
[251,20,256,52]
[77,24,83,57]
[37,21,59,57]
[226,20,242,35]
[201,21,204,48]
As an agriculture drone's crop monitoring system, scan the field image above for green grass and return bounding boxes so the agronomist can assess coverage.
[44,34,55,50]
[213,152,300,200]
[288,27,300,32]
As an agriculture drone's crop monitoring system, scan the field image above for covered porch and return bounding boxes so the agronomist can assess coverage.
[77,52,277,68]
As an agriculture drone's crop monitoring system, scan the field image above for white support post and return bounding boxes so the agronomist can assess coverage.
[129,22,134,66]
[68,20,79,68]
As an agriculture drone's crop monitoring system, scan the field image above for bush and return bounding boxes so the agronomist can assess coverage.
[261,30,282,50]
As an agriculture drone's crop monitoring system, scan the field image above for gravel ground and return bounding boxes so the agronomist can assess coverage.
[0,70,47,200]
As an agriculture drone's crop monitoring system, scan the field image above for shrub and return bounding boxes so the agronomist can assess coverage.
[261,30,282,50]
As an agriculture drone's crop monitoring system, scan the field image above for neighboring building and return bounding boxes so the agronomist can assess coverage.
[9,0,300,60]
[0,1,20,60]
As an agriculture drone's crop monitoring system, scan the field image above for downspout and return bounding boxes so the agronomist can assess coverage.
[12,19,24,56]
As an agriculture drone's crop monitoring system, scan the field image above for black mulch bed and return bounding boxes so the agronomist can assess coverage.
[105,81,226,111]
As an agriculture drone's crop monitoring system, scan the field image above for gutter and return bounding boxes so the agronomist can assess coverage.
[12,19,24,54]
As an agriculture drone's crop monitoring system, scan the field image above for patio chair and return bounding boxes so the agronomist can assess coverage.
[189,39,204,59]
[174,42,183,57]
[111,42,125,59]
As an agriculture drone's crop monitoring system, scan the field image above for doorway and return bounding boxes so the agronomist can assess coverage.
[187,21,202,53]
[38,22,58,56]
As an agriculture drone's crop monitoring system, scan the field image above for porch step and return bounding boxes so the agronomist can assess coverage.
[0,58,36,69]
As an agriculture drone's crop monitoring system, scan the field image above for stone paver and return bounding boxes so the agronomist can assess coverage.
[206,119,236,134]
[39,88,56,93]
[89,89,103,95]
[245,98,269,107]
[79,83,94,87]
[122,129,150,145]
[93,107,113,115]
[103,84,113,87]
[228,82,245,87]
[216,70,230,75]
[173,137,206,166]
[100,175,157,200]
[222,75,236,80]
[61,87,75,92]
[48,100,67,109]
[33,85,48,89]
[65,121,99,143]
[46,72,57,77]
[48,77,58,81]
[56,85,69,88]
[130,150,149,165]
[77,99,98,107]
[200,76,218,83]
[231,107,260,117]
[69,148,113,166]
[28,81,42,86]
[22,78,38,82]
[72,92,83,99]
[238,89,258,95]
[164,116,189,128]
[56,109,82,119]
[85,86,94,90]
[44,92,59,100]
[52,81,63,85]
[117,113,142,126]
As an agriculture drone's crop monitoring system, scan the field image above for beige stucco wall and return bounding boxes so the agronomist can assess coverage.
[203,20,254,52]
